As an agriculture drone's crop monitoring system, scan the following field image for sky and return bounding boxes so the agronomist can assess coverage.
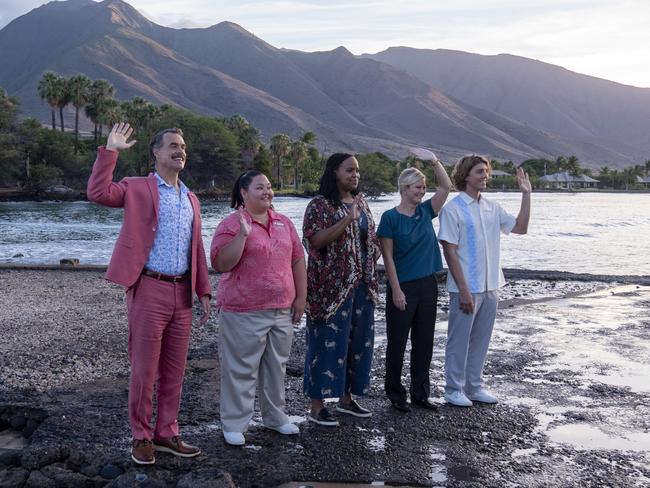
[1,0,649,88]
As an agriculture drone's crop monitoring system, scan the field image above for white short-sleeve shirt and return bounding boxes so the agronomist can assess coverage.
[438,192,516,293]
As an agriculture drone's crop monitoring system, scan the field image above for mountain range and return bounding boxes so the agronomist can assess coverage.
[1,0,649,169]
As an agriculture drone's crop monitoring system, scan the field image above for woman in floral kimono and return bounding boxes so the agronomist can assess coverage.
[302,153,381,426]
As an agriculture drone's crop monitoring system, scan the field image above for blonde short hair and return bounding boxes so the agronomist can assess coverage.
[398,167,426,194]
[451,155,491,191]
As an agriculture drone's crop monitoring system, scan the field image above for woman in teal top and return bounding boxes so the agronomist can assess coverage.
[377,150,452,412]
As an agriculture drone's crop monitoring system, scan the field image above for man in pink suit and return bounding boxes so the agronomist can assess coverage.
[87,122,211,465]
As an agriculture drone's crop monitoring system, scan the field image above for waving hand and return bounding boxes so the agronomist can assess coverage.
[106,122,137,152]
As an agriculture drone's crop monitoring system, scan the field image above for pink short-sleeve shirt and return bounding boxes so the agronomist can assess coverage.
[211,209,304,312]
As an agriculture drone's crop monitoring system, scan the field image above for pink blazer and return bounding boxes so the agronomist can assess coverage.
[87,147,211,300]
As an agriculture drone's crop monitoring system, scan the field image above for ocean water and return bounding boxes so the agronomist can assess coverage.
[1,192,649,276]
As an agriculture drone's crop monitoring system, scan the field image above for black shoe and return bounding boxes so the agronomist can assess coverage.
[391,400,411,413]
[335,399,372,418]
[412,398,439,411]
[308,407,339,426]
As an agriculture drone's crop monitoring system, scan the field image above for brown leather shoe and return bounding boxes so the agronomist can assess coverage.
[153,436,201,458]
[131,439,155,465]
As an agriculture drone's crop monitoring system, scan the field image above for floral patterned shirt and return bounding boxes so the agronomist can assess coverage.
[144,173,193,275]
[303,195,380,321]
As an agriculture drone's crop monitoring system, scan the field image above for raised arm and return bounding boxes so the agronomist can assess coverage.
[511,167,531,235]
[211,210,251,272]
[379,237,406,311]
[429,159,453,214]
[86,122,137,207]
[308,194,361,250]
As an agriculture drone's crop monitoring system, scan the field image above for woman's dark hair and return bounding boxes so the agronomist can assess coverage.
[318,153,358,206]
[231,169,264,209]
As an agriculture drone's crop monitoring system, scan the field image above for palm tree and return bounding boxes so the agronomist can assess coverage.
[123,97,159,133]
[240,126,261,165]
[0,88,19,132]
[270,133,290,189]
[300,131,317,146]
[38,72,61,130]
[54,75,70,133]
[622,168,635,190]
[289,140,308,190]
[226,115,260,164]
[67,74,91,146]
[565,155,581,176]
[554,155,567,173]
[85,79,115,144]
[122,97,161,174]
[97,99,123,138]
[226,114,250,135]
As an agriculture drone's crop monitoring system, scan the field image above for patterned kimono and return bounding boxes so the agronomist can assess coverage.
[302,195,380,399]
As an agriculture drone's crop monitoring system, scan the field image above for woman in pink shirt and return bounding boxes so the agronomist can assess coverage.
[211,170,307,446]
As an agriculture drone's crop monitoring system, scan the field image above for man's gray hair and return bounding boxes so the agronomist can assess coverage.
[149,128,184,164]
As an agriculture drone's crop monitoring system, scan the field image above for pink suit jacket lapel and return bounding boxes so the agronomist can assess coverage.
[146,174,159,223]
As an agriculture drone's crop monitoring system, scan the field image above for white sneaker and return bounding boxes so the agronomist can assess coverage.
[264,423,299,435]
[223,431,245,446]
[468,389,498,404]
[444,390,473,407]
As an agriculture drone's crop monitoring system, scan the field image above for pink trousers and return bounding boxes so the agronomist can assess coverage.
[126,275,193,440]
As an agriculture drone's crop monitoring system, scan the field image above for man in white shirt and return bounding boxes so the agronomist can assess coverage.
[438,155,531,406]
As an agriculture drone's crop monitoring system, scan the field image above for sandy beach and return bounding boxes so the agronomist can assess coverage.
[1,268,649,487]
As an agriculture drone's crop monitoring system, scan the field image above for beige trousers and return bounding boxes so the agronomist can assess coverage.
[218,308,293,433]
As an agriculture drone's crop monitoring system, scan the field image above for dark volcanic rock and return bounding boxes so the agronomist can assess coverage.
[20,445,64,470]
[106,472,167,488]
[100,463,124,479]
[0,466,28,488]
[25,470,55,488]
[0,451,18,467]
[176,468,236,488]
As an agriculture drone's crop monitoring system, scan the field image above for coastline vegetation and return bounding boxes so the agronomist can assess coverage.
[1,72,649,199]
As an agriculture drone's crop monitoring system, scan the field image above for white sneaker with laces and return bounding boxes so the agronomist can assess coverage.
[444,390,473,407]
[264,423,299,435]
[468,389,498,404]
[223,431,245,446]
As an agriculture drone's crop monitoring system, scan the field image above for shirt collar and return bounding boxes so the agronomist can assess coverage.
[460,191,478,204]
[155,173,187,193]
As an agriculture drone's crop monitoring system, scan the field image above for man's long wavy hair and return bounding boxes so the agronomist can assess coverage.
[451,155,491,191]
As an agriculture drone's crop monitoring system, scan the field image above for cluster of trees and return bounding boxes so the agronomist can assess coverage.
[492,156,650,190]
[2,73,412,195]
[2,71,650,195]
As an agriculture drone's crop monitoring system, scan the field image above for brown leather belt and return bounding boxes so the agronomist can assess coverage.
[142,269,190,283]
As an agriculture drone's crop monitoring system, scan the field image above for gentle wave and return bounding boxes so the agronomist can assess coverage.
[2,192,650,275]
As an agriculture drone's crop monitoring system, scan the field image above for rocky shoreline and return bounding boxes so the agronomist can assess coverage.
[1,269,649,487]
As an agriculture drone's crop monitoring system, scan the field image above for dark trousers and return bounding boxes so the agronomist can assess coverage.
[385,274,438,403]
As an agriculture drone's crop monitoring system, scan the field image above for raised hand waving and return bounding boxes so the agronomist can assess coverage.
[106,122,137,152]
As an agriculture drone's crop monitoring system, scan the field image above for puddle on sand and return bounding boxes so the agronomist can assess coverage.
[548,423,650,452]
[511,448,538,458]
[428,446,447,484]
[0,429,27,450]
[366,435,386,452]
[277,483,401,487]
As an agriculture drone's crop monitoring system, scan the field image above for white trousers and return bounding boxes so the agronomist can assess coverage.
[218,308,293,432]
[444,291,498,395]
